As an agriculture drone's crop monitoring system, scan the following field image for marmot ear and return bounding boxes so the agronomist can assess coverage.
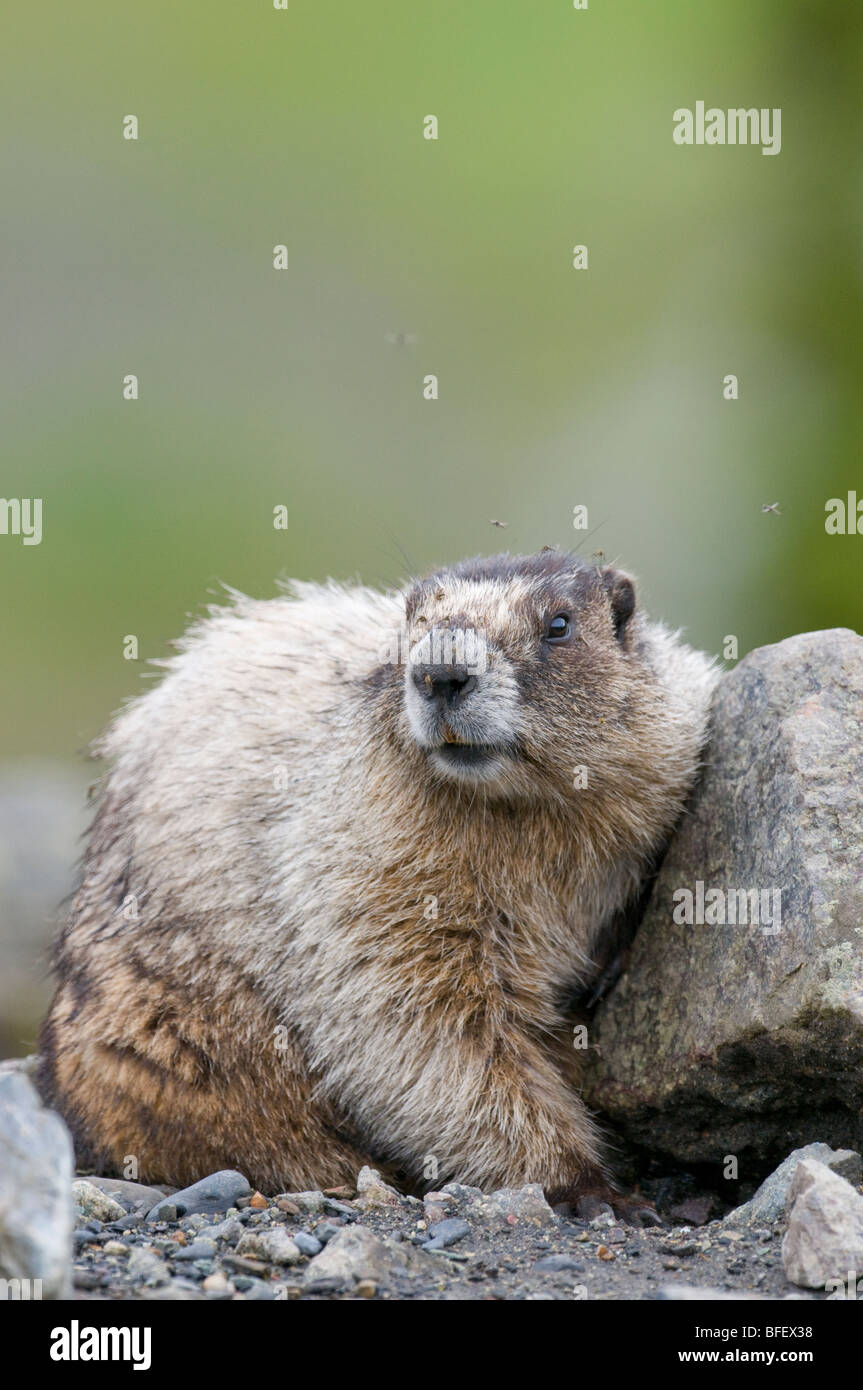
[600,567,636,642]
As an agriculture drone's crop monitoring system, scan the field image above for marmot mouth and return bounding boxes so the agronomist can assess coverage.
[433,743,505,766]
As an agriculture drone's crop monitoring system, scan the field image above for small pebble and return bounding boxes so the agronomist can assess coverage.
[424,1217,471,1250]
[314,1222,342,1245]
[322,1198,356,1217]
[236,1227,302,1265]
[179,1215,208,1234]
[198,1219,243,1245]
[172,1239,217,1262]
[534,1255,585,1272]
[202,1271,233,1296]
[276,1191,326,1215]
[221,1253,269,1276]
[293,1231,323,1256]
[151,1203,177,1224]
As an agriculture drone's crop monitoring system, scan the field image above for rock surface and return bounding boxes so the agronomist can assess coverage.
[51,1156,855,1301]
[274,1190,326,1215]
[127,1247,170,1287]
[781,1158,863,1289]
[236,1228,302,1266]
[587,629,863,1168]
[303,1225,423,1289]
[79,1176,171,1214]
[433,1182,556,1228]
[72,1180,128,1224]
[724,1143,862,1227]
[353,1166,404,1211]
[0,1072,75,1298]
[146,1170,250,1221]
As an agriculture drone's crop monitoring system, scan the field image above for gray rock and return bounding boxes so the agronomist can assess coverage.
[534,1254,585,1272]
[436,1182,483,1207]
[73,1228,103,1246]
[234,1278,280,1301]
[274,1190,326,1215]
[179,1213,208,1234]
[781,1158,863,1289]
[440,1181,556,1227]
[587,630,863,1164]
[322,1197,356,1218]
[78,1176,170,1214]
[146,1170,250,1221]
[724,1144,863,1227]
[72,1180,128,1224]
[303,1224,423,1287]
[138,1278,204,1300]
[292,1231,323,1256]
[198,1218,243,1245]
[0,1072,74,1299]
[127,1246,170,1286]
[424,1217,471,1250]
[314,1222,343,1245]
[354,1166,403,1209]
[236,1227,302,1266]
[171,1238,217,1261]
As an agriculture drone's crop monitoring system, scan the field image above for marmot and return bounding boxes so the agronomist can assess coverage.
[39,549,719,1201]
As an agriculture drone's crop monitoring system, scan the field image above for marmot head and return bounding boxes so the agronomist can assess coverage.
[396,549,643,798]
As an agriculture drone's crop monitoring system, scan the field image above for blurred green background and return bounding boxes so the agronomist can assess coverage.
[1,0,861,1052]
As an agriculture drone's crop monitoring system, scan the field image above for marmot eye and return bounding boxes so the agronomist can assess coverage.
[546,613,571,642]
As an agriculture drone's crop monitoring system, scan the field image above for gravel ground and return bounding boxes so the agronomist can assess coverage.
[68,1171,832,1303]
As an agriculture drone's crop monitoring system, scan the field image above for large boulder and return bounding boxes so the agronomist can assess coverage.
[585,629,863,1173]
[0,1072,74,1298]
[781,1158,863,1289]
[723,1143,862,1228]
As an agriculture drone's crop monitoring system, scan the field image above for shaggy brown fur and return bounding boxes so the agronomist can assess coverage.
[39,550,719,1198]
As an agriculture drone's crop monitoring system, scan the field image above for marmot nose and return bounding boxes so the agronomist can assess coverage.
[412,664,478,707]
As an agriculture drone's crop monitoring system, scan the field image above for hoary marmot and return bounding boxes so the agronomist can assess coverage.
[39,549,719,1202]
